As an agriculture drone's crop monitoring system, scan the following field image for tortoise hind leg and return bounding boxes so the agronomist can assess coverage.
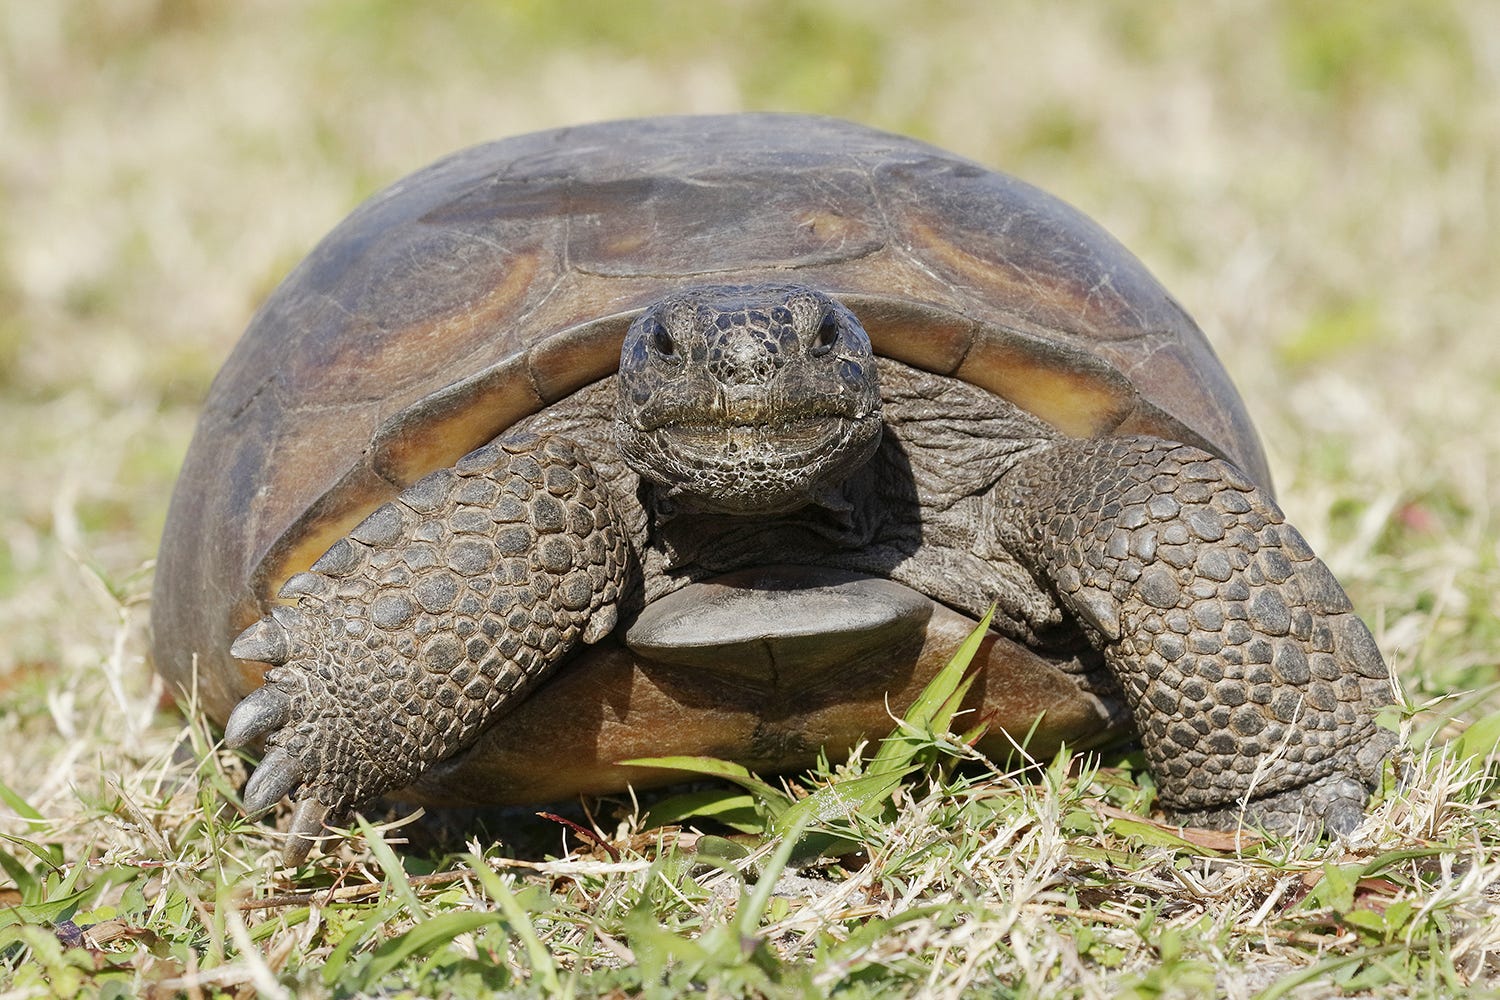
[997,436,1396,835]
[224,432,629,864]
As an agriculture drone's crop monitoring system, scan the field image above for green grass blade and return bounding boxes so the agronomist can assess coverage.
[1405,685,1498,750]
[467,856,563,995]
[356,817,425,913]
[739,812,812,935]
[625,900,712,984]
[321,907,394,987]
[1251,944,1405,1000]
[641,789,765,833]
[0,844,38,897]
[0,777,43,824]
[362,910,506,984]
[868,606,992,775]
[637,613,993,845]
[622,755,793,814]
[906,607,992,727]
[772,766,915,840]
[1451,705,1500,763]
[1104,816,1221,854]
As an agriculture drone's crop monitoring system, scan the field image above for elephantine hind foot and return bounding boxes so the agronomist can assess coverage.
[1169,727,1397,837]
[224,433,628,864]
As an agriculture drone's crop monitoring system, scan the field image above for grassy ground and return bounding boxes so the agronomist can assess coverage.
[3,0,1500,996]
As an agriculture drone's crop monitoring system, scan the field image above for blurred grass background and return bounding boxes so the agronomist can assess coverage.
[1,0,1496,886]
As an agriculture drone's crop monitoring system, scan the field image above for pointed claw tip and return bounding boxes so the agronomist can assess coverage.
[281,797,330,865]
[291,796,330,835]
[1322,803,1364,839]
[230,617,291,666]
[278,571,332,602]
[223,685,291,749]
[281,835,315,867]
[242,747,304,816]
[582,604,619,644]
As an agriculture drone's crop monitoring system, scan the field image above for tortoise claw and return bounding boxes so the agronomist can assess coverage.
[282,796,331,866]
[1302,774,1371,838]
[277,571,333,602]
[224,685,291,749]
[230,617,292,666]
[243,746,304,816]
[1322,801,1365,839]
[1171,768,1379,838]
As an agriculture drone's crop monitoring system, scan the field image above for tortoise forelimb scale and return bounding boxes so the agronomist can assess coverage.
[224,430,629,864]
[994,434,1396,835]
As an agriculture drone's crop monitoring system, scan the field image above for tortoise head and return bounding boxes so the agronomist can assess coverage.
[615,283,883,515]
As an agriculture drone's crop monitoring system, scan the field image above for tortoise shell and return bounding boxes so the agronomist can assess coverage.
[153,114,1269,802]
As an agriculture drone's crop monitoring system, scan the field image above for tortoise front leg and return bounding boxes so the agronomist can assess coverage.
[224,433,629,864]
[997,436,1396,834]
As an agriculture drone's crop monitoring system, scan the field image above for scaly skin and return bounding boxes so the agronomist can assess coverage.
[226,432,628,863]
[998,436,1395,834]
[226,283,1396,861]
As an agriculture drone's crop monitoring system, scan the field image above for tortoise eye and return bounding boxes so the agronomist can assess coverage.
[810,313,840,356]
[647,319,676,359]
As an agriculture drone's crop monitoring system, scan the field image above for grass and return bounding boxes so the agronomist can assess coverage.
[4,0,1500,996]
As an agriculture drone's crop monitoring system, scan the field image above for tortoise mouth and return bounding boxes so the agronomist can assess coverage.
[619,411,882,515]
[655,415,855,464]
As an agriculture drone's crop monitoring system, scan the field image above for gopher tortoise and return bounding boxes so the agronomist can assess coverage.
[153,114,1395,863]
